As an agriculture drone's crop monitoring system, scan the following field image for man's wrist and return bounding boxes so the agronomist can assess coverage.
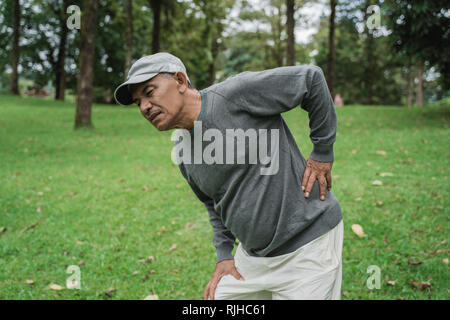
[311,143,334,162]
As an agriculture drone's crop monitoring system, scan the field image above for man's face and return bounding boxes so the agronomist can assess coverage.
[131,73,184,131]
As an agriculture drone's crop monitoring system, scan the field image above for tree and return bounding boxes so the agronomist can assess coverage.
[385,0,450,105]
[124,0,133,78]
[327,0,337,98]
[195,0,235,85]
[11,0,20,95]
[286,0,295,66]
[55,0,70,100]
[75,0,98,128]
[149,0,161,53]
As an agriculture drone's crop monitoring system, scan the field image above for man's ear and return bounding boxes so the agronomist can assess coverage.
[174,71,188,93]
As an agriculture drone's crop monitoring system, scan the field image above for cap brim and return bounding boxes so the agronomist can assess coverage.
[114,73,158,105]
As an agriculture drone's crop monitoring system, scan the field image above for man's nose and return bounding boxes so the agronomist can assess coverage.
[139,98,152,115]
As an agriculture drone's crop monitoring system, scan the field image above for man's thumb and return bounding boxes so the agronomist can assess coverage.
[232,269,245,281]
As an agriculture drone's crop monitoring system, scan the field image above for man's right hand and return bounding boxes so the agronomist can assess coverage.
[203,259,244,300]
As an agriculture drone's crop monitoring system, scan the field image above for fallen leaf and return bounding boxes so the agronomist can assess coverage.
[63,192,77,197]
[49,283,64,291]
[19,221,40,235]
[105,287,116,297]
[0,227,7,233]
[351,150,357,155]
[142,185,149,191]
[171,269,179,274]
[354,197,362,202]
[387,280,395,286]
[143,294,159,300]
[186,222,195,229]
[379,172,394,177]
[169,244,177,252]
[375,200,383,206]
[372,180,383,186]
[26,279,34,285]
[156,226,167,235]
[408,260,423,266]
[376,150,387,156]
[419,282,431,290]
[138,256,155,263]
[351,224,365,238]
[442,258,448,264]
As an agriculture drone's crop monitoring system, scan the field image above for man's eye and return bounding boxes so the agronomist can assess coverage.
[146,90,153,97]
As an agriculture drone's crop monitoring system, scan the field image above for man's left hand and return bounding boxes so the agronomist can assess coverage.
[301,156,333,201]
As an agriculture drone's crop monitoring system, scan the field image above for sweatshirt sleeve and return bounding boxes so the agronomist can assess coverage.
[178,163,236,263]
[227,65,337,162]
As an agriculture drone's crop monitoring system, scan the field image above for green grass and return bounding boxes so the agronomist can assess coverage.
[0,94,448,300]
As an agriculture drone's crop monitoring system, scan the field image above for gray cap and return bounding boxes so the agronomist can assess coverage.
[114,52,191,105]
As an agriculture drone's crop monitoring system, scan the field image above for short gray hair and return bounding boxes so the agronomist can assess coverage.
[159,72,193,88]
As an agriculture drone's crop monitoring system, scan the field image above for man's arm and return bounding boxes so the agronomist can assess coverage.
[178,163,235,262]
[225,65,337,162]
[177,163,243,300]
[204,199,235,262]
[230,65,337,199]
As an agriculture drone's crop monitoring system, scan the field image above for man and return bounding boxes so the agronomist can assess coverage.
[114,52,344,300]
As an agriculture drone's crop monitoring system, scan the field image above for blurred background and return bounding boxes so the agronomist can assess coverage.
[1,0,448,114]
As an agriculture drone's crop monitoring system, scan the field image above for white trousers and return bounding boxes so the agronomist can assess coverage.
[215,219,344,300]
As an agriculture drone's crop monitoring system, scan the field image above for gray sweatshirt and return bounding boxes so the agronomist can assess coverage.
[175,65,343,262]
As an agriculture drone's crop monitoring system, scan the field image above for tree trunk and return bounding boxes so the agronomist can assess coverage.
[363,0,374,105]
[208,29,219,85]
[149,0,161,53]
[406,61,413,107]
[55,0,69,101]
[75,0,98,129]
[11,0,20,95]
[275,3,283,66]
[124,0,133,79]
[286,0,295,66]
[415,59,424,107]
[327,0,337,99]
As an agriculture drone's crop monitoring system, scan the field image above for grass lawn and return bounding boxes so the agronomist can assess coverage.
[0,94,448,300]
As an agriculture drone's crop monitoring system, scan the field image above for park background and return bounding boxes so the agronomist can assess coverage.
[0,0,448,299]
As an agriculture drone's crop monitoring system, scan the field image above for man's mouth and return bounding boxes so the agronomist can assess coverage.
[148,111,162,123]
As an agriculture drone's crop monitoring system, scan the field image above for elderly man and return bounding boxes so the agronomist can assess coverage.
[114,52,344,300]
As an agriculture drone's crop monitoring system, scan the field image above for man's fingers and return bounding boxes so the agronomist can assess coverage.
[231,268,244,281]
[326,171,332,190]
[318,175,327,200]
[203,282,211,300]
[208,276,221,300]
[304,173,316,198]
[301,165,311,191]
